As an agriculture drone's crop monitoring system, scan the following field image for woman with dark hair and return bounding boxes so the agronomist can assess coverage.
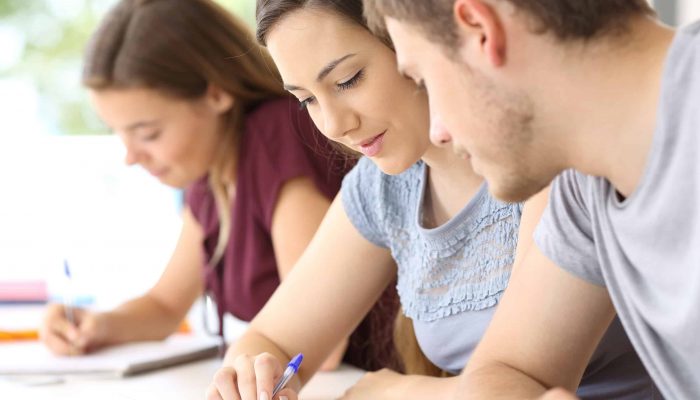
[39,0,398,373]
[204,1,655,399]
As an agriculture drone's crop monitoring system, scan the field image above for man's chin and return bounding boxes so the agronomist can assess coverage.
[487,173,547,203]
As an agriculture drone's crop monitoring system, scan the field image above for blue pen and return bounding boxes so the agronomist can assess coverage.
[63,259,76,326]
[271,353,303,397]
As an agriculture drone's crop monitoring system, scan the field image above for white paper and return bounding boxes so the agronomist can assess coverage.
[0,334,221,376]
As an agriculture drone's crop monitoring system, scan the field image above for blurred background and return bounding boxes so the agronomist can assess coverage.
[0,0,256,335]
[0,0,698,328]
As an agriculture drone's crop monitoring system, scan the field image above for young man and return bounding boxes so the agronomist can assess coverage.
[365,0,698,398]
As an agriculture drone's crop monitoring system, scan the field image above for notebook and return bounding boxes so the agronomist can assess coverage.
[0,334,221,377]
[0,281,47,304]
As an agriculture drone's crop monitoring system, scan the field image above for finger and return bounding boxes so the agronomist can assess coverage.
[275,388,299,400]
[232,355,258,400]
[42,305,78,340]
[205,383,225,400]
[254,353,283,400]
[75,313,101,349]
[40,329,74,355]
[40,318,81,356]
[211,366,241,400]
[50,314,81,344]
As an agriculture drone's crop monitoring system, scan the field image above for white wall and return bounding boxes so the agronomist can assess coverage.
[678,0,700,26]
[653,0,700,26]
[0,136,182,309]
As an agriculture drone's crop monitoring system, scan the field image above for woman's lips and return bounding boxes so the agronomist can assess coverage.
[358,132,386,157]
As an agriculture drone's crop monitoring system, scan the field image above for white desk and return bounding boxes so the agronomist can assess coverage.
[0,358,365,400]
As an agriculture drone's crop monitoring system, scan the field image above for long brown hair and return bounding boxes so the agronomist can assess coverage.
[83,0,287,263]
[256,0,442,377]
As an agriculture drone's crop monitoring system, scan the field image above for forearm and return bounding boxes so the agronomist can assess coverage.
[101,294,185,344]
[456,363,548,399]
[396,375,460,399]
[319,337,349,371]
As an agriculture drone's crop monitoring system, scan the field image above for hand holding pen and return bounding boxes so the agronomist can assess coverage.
[39,260,107,355]
[40,303,108,356]
[206,353,304,400]
[272,353,303,397]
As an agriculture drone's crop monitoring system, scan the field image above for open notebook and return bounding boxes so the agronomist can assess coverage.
[0,335,221,377]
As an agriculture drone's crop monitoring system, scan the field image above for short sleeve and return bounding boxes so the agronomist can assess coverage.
[245,98,346,229]
[341,157,389,248]
[533,170,605,286]
[184,176,217,229]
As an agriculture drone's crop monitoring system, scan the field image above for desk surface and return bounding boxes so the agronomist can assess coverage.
[0,358,365,400]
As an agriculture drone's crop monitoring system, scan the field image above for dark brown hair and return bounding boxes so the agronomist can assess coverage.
[256,0,366,45]
[256,0,444,378]
[84,0,287,262]
[364,0,655,50]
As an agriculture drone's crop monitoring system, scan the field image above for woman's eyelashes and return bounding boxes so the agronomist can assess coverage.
[141,130,162,142]
[299,96,316,110]
[336,69,365,92]
[297,69,366,110]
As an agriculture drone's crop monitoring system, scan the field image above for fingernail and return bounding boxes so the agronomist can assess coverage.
[279,397,288,400]
[259,391,269,400]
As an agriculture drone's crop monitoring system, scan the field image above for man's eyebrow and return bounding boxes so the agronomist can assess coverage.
[283,53,357,92]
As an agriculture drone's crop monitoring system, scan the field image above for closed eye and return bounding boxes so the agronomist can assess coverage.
[141,130,161,142]
[298,96,316,110]
[336,69,365,92]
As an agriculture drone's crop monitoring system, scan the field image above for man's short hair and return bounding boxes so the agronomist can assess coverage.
[364,0,655,49]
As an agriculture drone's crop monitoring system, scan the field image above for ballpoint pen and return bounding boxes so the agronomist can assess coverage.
[272,353,304,397]
[63,259,76,327]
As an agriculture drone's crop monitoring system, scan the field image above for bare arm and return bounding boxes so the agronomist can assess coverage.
[340,369,461,399]
[455,189,615,398]
[208,195,396,399]
[270,177,332,280]
[270,177,350,370]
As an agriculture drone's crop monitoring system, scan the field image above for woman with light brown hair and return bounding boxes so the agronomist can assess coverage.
[39,0,398,373]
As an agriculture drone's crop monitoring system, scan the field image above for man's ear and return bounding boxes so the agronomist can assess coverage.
[205,84,235,114]
[453,0,506,67]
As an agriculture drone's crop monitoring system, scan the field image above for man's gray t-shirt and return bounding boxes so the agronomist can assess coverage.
[534,21,700,399]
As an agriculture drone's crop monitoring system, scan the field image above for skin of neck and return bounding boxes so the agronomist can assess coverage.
[421,144,484,227]
[521,15,676,197]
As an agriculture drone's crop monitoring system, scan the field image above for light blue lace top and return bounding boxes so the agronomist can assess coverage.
[342,158,657,399]
[341,157,521,372]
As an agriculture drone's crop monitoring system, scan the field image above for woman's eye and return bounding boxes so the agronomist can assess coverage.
[298,97,316,110]
[337,69,365,92]
[142,131,161,142]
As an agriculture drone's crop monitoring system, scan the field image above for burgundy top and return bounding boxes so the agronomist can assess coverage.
[185,97,346,321]
[186,97,400,371]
